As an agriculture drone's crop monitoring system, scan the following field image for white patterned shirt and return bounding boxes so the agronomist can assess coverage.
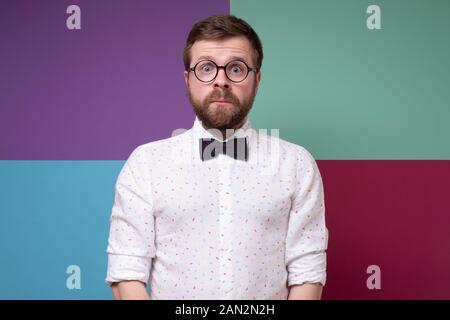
[105,116,328,300]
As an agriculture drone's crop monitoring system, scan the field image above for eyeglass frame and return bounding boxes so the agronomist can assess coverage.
[188,59,259,83]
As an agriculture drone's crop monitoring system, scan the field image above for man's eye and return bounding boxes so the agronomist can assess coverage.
[201,64,214,73]
[230,65,243,73]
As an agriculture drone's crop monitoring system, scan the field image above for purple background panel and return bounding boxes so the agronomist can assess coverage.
[0,0,229,160]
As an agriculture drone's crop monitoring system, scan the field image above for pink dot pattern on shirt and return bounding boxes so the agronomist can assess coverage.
[106,117,328,299]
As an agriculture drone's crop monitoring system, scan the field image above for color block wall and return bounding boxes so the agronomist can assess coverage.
[231,0,450,299]
[0,0,449,299]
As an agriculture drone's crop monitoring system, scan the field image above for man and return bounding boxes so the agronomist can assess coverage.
[106,15,328,300]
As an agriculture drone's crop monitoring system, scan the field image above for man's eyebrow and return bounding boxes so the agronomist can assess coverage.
[195,55,249,64]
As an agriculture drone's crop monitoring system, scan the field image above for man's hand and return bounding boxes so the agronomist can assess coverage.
[287,283,323,300]
[111,280,150,300]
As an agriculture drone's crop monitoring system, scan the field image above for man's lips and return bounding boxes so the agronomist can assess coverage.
[211,100,232,103]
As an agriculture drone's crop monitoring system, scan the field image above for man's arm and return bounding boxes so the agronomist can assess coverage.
[285,148,328,299]
[106,146,156,299]
[288,283,323,300]
[111,281,150,300]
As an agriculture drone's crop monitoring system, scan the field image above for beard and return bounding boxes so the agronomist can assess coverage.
[187,83,256,131]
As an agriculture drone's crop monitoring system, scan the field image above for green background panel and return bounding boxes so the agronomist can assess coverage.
[232,0,450,159]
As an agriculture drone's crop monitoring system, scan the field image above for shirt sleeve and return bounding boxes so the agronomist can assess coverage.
[285,146,329,287]
[105,146,156,287]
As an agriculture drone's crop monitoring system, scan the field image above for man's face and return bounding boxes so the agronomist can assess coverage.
[184,36,261,131]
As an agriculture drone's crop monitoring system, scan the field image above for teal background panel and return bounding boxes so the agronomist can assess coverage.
[231,0,450,159]
[0,160,124,299]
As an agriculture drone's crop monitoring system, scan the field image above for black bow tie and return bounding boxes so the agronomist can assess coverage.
[199,137,248,161]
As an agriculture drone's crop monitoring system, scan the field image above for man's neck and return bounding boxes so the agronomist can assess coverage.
[202,117,247,141]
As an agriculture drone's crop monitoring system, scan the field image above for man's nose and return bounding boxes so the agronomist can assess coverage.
[213,68,230,89]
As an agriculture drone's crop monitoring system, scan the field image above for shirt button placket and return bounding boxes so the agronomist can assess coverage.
[218,153,234,299]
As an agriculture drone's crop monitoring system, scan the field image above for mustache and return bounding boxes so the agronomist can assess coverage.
[206,90,239,105]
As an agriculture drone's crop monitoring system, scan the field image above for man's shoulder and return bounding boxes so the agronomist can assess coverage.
[126,128,192,160]
[255,129,316,162]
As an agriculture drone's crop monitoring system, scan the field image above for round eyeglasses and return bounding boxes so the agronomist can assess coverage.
[189,59,258,83]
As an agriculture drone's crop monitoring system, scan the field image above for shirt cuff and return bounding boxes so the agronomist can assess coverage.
[287,251,327,287]
[105,253,152,287]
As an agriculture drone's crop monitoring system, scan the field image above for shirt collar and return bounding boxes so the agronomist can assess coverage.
[191,115,254,142]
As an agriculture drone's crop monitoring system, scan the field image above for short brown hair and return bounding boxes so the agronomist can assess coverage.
[183,15,263,71]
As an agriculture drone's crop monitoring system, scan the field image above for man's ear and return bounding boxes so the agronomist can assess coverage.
[254,71,261,95]
[184,70,189,87]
